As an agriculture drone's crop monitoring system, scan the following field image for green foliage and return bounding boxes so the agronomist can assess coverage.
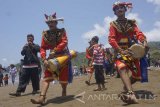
[71,52,88,67]
[148,42,160,51]
[148,42,160,60]
[150,50,160,60]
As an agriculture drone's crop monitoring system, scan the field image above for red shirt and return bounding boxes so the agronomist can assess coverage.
[40,29,68,60]
[108,20,146,50]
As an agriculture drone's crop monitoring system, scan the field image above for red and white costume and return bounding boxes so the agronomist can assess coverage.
[108,19,146,79]
[40,28,69,83]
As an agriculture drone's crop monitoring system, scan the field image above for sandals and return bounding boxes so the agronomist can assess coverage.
[119,91,138,104]
[30,94,46,105]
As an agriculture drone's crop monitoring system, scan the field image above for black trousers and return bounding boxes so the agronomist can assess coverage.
[94,65,105,84]
[4,81,8,85]
[105,63,114,75]
[17,67,40,93]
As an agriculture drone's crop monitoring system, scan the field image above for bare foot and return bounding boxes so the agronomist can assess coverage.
[62,91,66,96]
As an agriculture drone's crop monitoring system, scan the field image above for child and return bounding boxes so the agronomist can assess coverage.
[3,74,9,86]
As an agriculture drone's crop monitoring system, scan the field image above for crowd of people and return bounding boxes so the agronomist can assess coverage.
[0,64,16,87]
[0,1,156,106]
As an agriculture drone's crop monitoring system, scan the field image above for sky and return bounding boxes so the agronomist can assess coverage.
[0,0,160,67]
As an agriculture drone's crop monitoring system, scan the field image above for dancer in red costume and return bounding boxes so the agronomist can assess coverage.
[31,12,73,105]
[108,1,148,104]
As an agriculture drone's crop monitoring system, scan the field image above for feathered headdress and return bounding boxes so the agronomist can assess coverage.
[113,1,132,11]
[44,12,64,23]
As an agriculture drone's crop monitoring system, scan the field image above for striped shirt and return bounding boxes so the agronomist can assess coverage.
[92,44,105,65]
[9,67,17,75]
